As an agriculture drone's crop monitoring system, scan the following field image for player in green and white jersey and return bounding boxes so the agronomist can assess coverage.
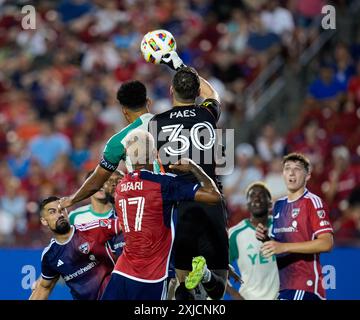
[59,81,154,210]
[228,182,279,300]
[68,170,121,225]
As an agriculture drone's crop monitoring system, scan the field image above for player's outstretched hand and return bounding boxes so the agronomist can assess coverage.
[169,158,196,173]
[58,196,73,210]
[160,51,186,71]
[255,223,270,242]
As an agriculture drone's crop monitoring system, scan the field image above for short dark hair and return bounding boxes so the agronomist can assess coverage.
[172,67,200,101]
[246,182,271,200]
[40,196,60,215]
[283,153,310,172]
[116,80,147,110]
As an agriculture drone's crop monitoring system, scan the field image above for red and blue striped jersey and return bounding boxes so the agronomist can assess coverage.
[271,189,333,299]
[113,169,200,283]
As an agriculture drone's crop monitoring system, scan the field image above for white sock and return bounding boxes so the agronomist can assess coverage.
[201,267,211,283]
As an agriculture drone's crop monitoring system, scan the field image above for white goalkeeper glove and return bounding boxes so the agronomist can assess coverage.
[160,51,186,71]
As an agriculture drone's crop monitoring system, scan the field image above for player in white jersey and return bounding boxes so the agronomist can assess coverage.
[228,182,279,300]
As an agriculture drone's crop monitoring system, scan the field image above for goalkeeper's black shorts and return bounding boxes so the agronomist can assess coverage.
[173,200,229,271]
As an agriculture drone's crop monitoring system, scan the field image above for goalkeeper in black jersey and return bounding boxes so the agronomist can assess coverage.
[149,52,229,300]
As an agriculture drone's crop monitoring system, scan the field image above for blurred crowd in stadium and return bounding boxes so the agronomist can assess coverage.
[0,0,359,247]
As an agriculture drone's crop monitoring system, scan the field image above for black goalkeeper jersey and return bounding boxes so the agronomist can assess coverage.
[149,98,221,183]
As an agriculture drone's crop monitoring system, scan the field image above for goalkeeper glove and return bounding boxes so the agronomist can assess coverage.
[160,51,186,71]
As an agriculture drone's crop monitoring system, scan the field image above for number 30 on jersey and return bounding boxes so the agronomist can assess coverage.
[161,122,216,156]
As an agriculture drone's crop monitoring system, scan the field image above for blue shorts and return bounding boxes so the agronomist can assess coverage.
[101,272,168,300]
[278,289,323,300]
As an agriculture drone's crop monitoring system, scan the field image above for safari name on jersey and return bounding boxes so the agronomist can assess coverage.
[120,181,143,192]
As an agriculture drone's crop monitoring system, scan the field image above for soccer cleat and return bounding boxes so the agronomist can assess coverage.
[185,256,207,290]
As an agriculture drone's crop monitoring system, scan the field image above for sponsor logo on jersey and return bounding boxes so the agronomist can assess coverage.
[320,220,331,227]
[63,262,97,282]
[202,101,211,107]
[317,210,326,219]
[274,212,280,219]
[292,208,300,218]
[57,259,64,267]
[274,221,298,233]
[89,254,96,261]
[79,242,90,254]
[246,243,254,250]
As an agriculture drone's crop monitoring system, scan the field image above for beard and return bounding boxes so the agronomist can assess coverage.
[52,217,71,235]
[105,192,115,204]
[251,208,268,218]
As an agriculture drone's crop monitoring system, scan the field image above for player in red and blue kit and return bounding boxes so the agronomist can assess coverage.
[30,196,122,300]
[256,153,334,300]
[101,129,221,300]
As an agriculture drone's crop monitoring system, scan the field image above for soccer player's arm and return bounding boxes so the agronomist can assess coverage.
[275,233,333,255]
[303,201,334,253]
[286,202,334,254]
[29,255,59,300]
[199,76,220,103]
[29,277,58,300]
[168,159,221,204]
[198,77,221,121]
[262,202,334,257]
[60,136,124,208]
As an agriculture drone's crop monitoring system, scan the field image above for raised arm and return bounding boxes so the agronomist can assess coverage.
[199,76,220,102]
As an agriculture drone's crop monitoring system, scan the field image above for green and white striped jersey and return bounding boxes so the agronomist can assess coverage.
[68,204,116,225]
[229,217,279,300]
[100,113,154,173]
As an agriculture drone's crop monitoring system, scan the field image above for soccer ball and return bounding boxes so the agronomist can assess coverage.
[140,29,176,64]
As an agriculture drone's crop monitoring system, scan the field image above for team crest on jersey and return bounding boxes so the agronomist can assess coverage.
[291,208,300,218]
[317,210,326,219]
[78,242,90,254]
[99,219,110,228]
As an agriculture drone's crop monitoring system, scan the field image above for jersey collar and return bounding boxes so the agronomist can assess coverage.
[139,113,153,121]
[287,188,308,203]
